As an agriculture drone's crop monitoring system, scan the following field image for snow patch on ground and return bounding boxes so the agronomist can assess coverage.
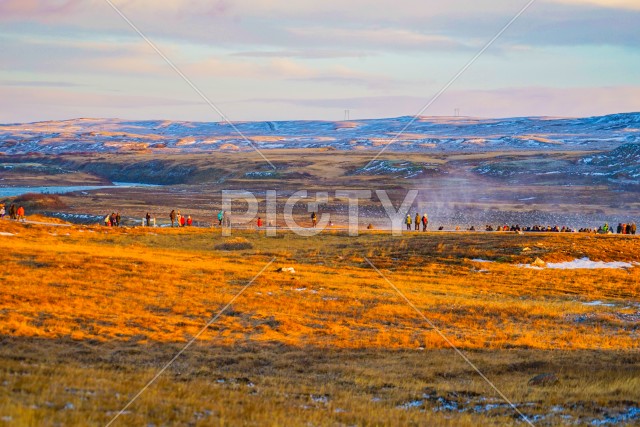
[546,258,636,270]
[521,258,637,270]
[582,300,616,307]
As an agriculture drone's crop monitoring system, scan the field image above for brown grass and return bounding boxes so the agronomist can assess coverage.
[0,220,638,425]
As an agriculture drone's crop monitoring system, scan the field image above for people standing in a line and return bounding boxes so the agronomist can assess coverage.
[180,214,186,227]
[17,206,25,222]
[405,214,412,231]
[170,209,176,227]
[104,215,110,226]
[110,212,117,227]
[115,212,121,227]
[186,215,192,226]
[311,212,318,228]
[422,213,428,232]
[218,210,224,226]
[9,204,16,220]
[631,222,637,235]
[176,211,183,227]
[146,212,151,227]
[414,213,420,231]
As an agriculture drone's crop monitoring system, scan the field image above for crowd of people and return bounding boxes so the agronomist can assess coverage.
[1,201,637,236]
[485,224,576,233]
[405,213,429,231]
[103,212,121,227]
[411,220,637,235]
[476,222,637,234]
[615,223,637,235]
[0,204,26,222]
[169,210,193,227]
[104,208,640,235]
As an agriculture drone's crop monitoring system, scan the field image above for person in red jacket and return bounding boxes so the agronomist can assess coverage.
[17,206,25,222]
[180,215,186,227]
[257,217,263,227]
[186,215,192,226]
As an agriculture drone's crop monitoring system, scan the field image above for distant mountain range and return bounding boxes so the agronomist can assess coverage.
[0,113,638,155]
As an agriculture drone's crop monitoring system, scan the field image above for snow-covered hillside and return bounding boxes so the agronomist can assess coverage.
[0,113,638,155]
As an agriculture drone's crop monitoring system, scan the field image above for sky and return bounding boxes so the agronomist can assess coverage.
[0,0,639,123]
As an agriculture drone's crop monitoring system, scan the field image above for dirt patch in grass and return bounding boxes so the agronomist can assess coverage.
[214,237,254,251]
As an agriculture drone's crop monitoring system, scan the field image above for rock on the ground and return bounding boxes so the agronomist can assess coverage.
[531,258,546,268]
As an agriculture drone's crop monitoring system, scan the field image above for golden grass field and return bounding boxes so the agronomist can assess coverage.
[0,218,638,426]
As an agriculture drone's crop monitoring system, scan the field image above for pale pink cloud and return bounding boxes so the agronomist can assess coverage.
[287,26,466,50]
[183,56,395,89]
[0,0,82,20]
[550,0,640,10]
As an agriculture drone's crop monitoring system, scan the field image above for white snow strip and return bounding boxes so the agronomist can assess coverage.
[546,258,635,270]
[582,301,616,307]
[520,258,637,270]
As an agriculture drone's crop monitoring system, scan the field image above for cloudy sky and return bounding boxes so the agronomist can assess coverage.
[0,0,638,122]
